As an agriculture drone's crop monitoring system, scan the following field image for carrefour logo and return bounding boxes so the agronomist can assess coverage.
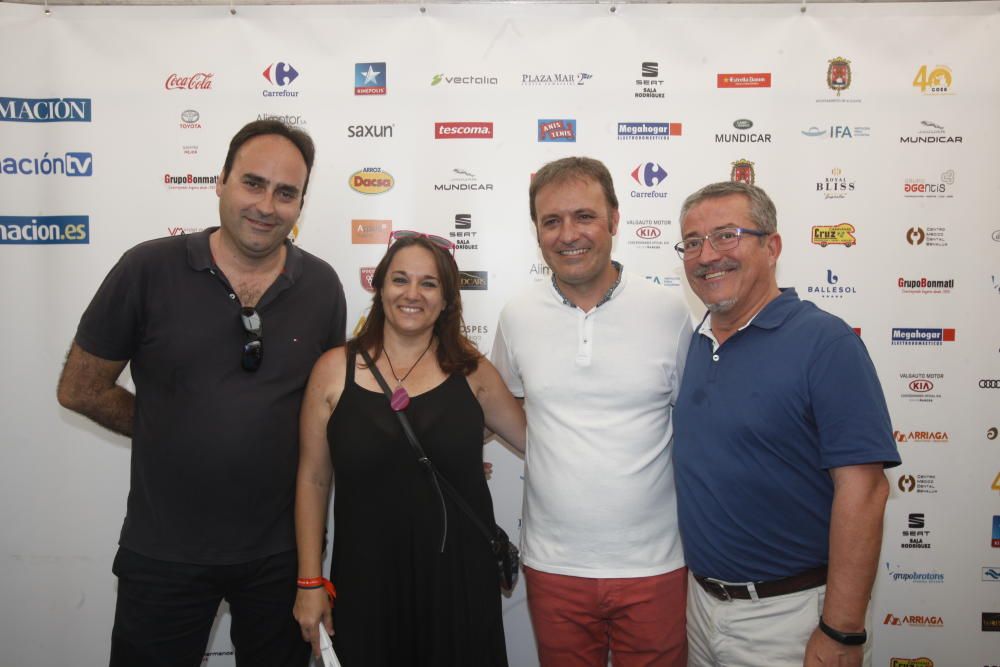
[1,152,93,176]
[0,216,89,244]
[262,62,299,87]
[0,97,92,123]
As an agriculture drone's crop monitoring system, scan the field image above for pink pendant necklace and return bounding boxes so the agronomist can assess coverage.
[382,338,434,412]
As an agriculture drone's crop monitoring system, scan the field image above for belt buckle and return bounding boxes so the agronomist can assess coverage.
[702,577,732,602]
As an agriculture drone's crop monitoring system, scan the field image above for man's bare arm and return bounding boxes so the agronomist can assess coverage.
[57,342,134,437]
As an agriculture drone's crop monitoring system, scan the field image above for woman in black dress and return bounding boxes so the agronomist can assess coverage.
[294,232,525,666]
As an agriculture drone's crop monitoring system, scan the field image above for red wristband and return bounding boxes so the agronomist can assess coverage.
[297,577,336,603]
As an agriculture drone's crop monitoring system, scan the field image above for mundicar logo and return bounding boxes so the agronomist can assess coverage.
[349,168,393,194]
[0,216,89,244]
[0,97,92,123]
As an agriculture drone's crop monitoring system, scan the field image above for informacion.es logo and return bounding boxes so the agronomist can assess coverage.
[0,96,91,123]
[0,215,89,244]
[1,152,93,176]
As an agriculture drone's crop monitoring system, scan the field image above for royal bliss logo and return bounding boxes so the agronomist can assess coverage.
[816,168,855,199]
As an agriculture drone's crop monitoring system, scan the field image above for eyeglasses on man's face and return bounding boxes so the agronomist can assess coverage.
[674,227,769,261]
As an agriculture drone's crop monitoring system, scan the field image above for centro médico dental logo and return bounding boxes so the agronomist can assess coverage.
[0,216,89,244]
[1,152,93,177]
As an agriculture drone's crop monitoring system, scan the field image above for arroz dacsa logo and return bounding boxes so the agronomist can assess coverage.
[349,168,394,195]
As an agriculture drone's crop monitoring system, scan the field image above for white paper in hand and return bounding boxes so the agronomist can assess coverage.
[317,624,342,667]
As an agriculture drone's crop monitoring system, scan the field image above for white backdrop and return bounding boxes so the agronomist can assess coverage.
[1,2,998,666]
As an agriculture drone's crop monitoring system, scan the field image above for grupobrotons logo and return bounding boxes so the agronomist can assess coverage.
[349,168,393,194]
[0,215,89,244]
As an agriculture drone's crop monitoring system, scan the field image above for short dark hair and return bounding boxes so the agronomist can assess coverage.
[221,120,316,198]
[351,236,481,376]
[679,181,778,235]
[529,156,619,223]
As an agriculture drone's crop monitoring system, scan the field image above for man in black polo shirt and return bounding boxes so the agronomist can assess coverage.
[57,120,346,667]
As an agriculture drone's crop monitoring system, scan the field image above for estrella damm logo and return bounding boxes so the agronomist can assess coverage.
[349,168,394,195]
[0,216,89,244]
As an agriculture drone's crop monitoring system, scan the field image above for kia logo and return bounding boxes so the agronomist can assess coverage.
[909,380,933,393]
[636,226,661,239]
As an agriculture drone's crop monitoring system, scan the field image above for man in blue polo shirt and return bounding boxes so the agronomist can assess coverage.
[672,181,900,667]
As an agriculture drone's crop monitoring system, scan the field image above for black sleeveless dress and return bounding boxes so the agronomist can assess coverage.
[326,350,508,666]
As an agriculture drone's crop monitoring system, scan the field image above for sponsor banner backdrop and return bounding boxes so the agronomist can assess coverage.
[0,2,997,666]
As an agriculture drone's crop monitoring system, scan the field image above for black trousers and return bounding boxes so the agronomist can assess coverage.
[109,547,311,667]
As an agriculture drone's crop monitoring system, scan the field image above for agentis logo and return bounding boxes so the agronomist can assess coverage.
[894,430,948,444]
[717,73,771,88]
[1,151,93,177]
[430,73,498,86]
[898,277,954,295]
[883,613,943,627]
[630,163,668,199]
[903,171,954,199]
[262,62,299,97]
[435,122,493,139]
[635,62,664,99]
[522,72,592,86]
[811,223,856,248]
[896,473,937,494]
[0,97,91,123]
[891,328,955,346]
[349,168,393,195]
[355,63,386,95]
[716,119,771,144]
[351,220,391,244]
[900,512,932,550]
[884,562,944,583]
[165,73,213,90]
[0,215,89,245]
[618,122,681,141]
[538,119,576,142]
[913,65,952,95]
[816,168,855,199]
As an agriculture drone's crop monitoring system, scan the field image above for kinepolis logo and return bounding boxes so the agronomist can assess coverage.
[635,62,664,99]
[896,473,937,494]
[434,168,493,192]
[355,62,386,96]
[904,170,955,199]
[883,613,943,628]
[522,72,592,86]
[180,109,202,129]
[165,73,213,90]
[806,269,856,299]
[1,152,93,177]
[430,73,498,87]
[0,215,89,244]
[717,73,772,88]
[347,123,393,139]
[900,120,963,144]
[164,173,217,190]
[0,96,91,123]
[537,119,576,142]
[899,512,932,550]
[884,562,944,583]
[816,168,855,199]
[450,214,478,251]
[618,122,682,141]
[262,62,300,97]
[349,168,393,195]
[435,122,493,140]
[893,430,949,444]
[913,64,952,95]
[716,119,772,144]
[801,125,870,139]
[898,276,954,295]
[899,372,943,403]
[629,162,668,199]
[891,328,955,346]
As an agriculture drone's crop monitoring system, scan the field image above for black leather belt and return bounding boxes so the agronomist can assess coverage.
[694,566,827,601]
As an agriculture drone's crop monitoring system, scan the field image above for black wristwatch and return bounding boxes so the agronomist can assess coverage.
[818,617,867,646]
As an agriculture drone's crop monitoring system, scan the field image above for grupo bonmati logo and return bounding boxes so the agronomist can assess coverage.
[1,152,92,176]
[0,215,89,244]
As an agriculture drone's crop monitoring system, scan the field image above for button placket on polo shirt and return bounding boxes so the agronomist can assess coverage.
[576,310,594,367]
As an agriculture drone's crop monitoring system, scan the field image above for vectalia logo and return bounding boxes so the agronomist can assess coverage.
[434,122,493,139]
[0,215,89,244]
[1,152,93,176]
[0,97,91,123]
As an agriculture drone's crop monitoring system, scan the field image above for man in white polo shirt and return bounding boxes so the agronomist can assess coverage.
[491,157,692,666]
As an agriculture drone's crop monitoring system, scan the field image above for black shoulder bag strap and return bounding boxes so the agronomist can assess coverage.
[359,348,498,551]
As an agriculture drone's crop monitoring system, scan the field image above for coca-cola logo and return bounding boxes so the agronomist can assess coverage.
[165,73,214,91]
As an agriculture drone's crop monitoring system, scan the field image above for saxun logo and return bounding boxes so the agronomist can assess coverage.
[0,216,89,244]
[1,152,93,176]
[0,97,91,123]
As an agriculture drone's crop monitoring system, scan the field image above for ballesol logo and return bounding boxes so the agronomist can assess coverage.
[351,220,391,244]
[893,430,948,443]
[717,72,772,88]
[890,658,934,667]
[165,73,214,90]
[359,267,376,293]
[349,168,393,194]
[459,271,488,291]
[435,122,493,139]
[884,613,943,628]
